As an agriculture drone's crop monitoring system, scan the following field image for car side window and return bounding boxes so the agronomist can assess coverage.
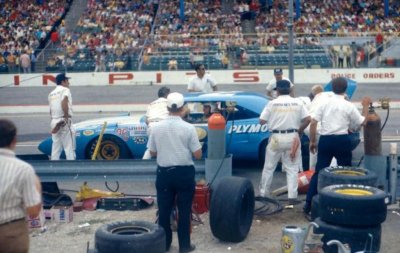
[224,105,258,121]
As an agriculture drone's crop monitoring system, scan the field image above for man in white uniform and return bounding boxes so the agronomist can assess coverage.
[304,85,335,169]
[142,87,170,159]
[266,68,294,98]
[259,80,310,204]
[304,77,371,217]
[48,73,75,160]
[188,64,217,93]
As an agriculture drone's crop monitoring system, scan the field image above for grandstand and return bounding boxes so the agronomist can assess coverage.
[1,0,399,74]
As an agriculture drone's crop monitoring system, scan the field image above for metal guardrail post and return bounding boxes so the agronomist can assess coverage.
[389,143,398,204]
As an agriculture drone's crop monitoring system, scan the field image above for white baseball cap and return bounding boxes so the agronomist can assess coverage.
[167,92,184,109]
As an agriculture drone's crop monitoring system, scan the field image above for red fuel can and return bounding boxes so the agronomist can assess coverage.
[192,184,210,214]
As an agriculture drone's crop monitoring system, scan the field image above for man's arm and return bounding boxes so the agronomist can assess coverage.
[298,116,311,136]
[212,85,217,91]
[26,175,42,218]
[360,96,372,126]
[61,96,69,118]
[309,119,318,154]
[150,150,157,157]
[192,148,202,160]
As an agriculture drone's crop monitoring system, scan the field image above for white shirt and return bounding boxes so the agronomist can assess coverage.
[145,97,168,123]
[147,116,202,167]
[266,77,294,98]
[48,85,73,119]
[0,148,41,224]
[188,74,217,93]
[260,95,309,130]
[313,94,365,135]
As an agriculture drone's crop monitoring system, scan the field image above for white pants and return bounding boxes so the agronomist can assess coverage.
[259,133,300,199]
[51,119,76,160]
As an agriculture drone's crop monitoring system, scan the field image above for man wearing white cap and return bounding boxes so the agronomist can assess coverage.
[48,73,75,160]
[266,68,294,99]
[259,80,310,204]
[147,92,202,253]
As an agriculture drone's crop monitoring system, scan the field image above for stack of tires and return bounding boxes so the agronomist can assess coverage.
[311,166,388,253]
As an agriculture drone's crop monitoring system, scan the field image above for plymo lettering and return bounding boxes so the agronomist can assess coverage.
[229,124,268,133]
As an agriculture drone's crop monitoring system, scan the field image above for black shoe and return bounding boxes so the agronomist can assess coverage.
[304,212,313,222]
[179,244,196,253]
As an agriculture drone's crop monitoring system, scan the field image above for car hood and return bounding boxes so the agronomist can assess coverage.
[74,115,143,129]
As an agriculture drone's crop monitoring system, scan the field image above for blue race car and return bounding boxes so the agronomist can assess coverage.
[38,91,272,162]
[38,81,358,166]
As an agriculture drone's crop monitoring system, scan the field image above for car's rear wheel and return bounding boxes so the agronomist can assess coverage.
[86,135,131,160]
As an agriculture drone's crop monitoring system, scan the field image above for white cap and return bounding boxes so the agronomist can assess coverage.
[167,92,184,109]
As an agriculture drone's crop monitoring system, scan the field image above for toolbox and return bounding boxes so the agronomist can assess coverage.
[97,197,154,211]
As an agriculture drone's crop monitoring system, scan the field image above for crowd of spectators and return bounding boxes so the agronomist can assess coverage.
[2,0,398,72]
[53,0,158,71]
[255,0,400,43]
[0,0,69,72]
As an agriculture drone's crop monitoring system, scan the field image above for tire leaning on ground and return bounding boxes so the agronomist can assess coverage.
[319,184,387,227]
[209,176,255,242]
[317,166,378,192]
[95,220,166,253]
[314,217,381,253]
[310,194,319,221]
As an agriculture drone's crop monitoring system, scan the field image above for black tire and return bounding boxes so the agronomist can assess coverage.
[210,176,255,242]
[86,135,131,160]
[318,166,378,192]
[310,194,319,221]
[319,184,387,227]
[314,217,381,253]
[95,220,165,253]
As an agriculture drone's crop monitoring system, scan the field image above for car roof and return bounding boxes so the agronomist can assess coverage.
[183,91,269,114]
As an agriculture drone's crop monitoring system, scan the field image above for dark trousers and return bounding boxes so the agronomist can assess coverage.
[306,134,352,203]
[156,165,195,251]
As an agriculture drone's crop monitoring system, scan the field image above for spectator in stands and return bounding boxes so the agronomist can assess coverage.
[221,52,229,69]
[168,57,178,70]
[6,53,16,72]
[50,30,59,45]
[337,46,345,68]
[188,64,217,93]
[345,47,352,68]
[240,48,249,65]
[30,51,37,72]
[19,51,31,73]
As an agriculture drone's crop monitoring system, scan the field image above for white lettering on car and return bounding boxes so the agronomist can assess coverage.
[228,124,269,134]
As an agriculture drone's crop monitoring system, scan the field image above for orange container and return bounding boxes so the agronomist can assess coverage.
[192,184,210,214]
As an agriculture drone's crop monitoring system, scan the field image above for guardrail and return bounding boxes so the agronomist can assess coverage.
[31,159,205,182]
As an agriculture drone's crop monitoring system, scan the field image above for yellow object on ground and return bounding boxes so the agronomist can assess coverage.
[76,182,124,201]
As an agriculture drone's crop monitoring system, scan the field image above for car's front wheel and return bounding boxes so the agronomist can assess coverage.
[86,135,131,160]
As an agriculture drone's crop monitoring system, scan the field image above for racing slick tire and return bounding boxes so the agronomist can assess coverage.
[318,166,378,192]
[319,184,387,227]
[210,176,255,242]
[310,194,319,221]
[314,217,381,253]
[95,220,165,253]
[86,135,131,160]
